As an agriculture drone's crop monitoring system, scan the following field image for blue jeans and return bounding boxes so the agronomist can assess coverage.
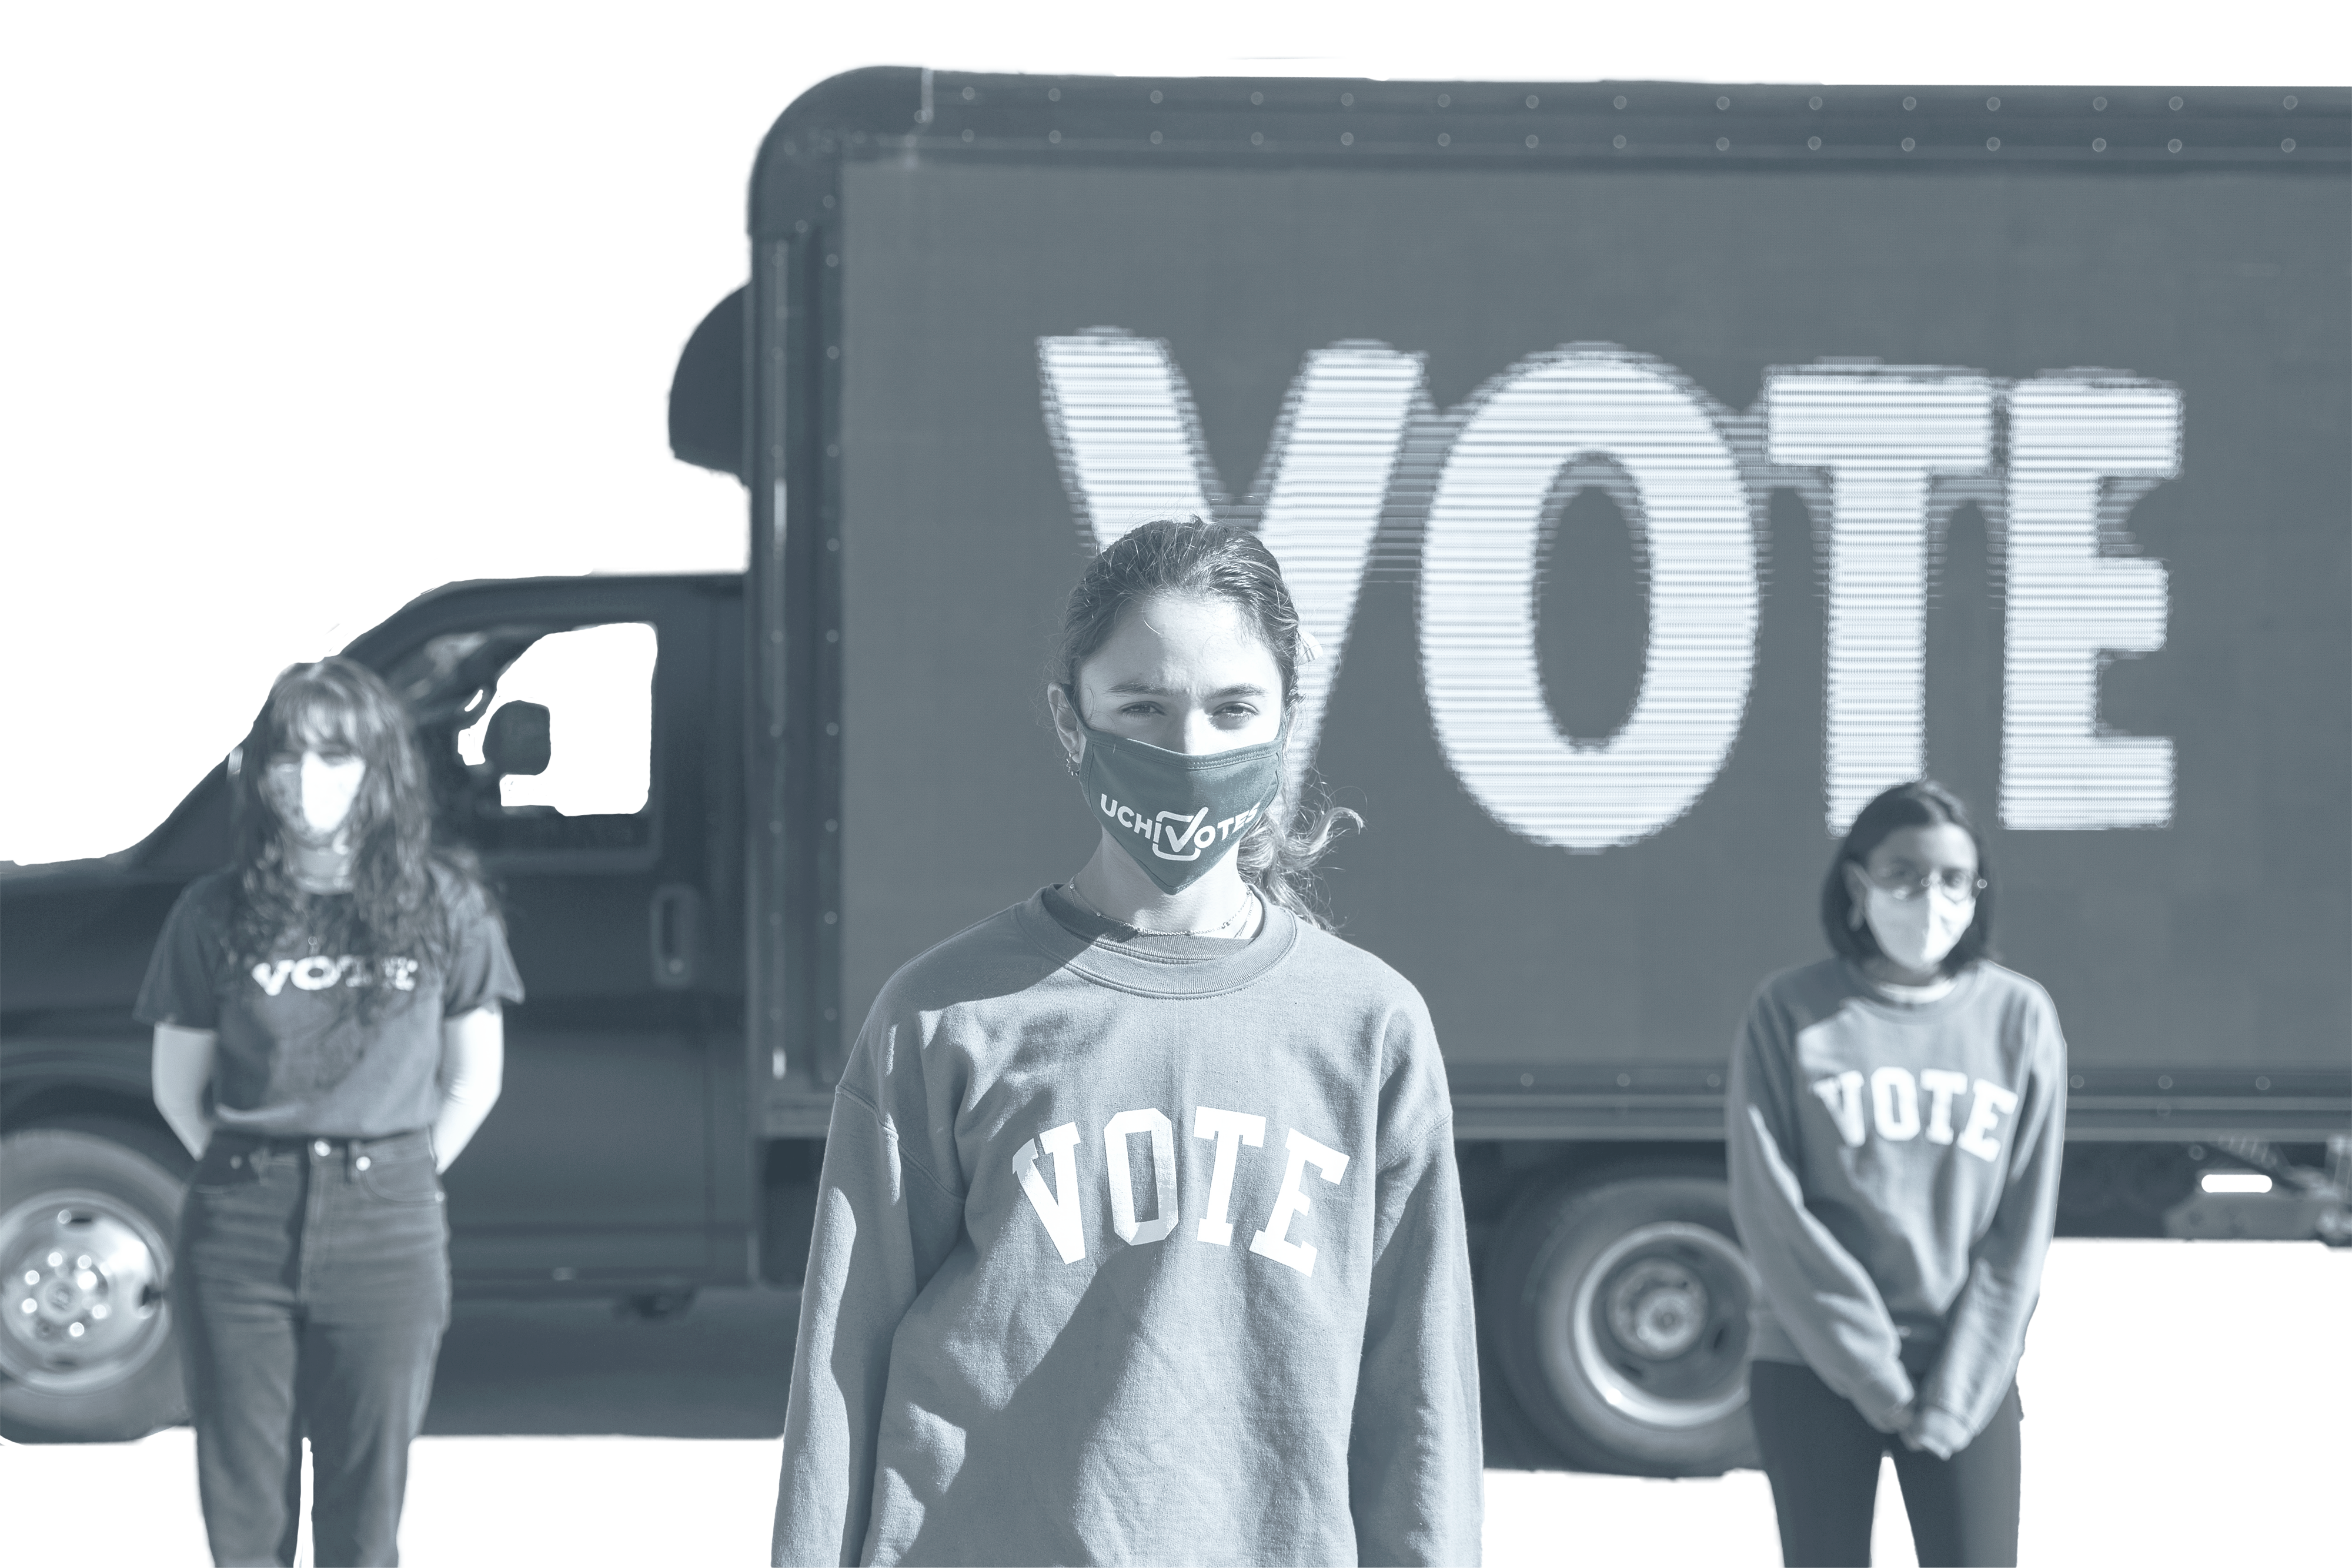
[176,1128,450,1567]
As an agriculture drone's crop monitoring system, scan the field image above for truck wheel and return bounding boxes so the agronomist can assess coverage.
[0,1128,189,1442]
[1484,1169,1760,1476]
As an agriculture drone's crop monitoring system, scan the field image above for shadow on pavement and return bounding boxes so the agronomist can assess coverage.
[423,1287,801,1438]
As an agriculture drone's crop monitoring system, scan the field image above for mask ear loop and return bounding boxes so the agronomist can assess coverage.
[1058,681,1085,778]
[1846,865,1867,930]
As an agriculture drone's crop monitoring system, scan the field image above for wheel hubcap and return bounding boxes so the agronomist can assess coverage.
[1607,1259,1708,1359]
[1548,1219,1757,1430]
[0,1192,171,1393]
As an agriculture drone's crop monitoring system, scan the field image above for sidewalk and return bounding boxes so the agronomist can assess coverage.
[4,1241,2352,1561]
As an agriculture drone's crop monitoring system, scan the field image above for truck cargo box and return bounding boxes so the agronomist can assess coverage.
[709,71,2349,1152]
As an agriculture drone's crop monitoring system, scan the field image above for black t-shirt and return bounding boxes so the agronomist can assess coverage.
[136,866,524,1138]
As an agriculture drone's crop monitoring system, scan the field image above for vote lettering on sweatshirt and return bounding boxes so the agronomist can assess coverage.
[1011,1105,1350,1273]
[1806,1065,2019,1158]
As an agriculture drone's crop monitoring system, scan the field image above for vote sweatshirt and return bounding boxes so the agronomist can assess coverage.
[771,888,1482,1567]
[1726,958,2067,1459]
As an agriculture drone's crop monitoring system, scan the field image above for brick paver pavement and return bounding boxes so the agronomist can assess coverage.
[0,1241,2343,1561]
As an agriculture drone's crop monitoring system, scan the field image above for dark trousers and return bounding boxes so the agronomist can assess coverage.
[1748,1359,2022,1568]
[176,1128,450,1567]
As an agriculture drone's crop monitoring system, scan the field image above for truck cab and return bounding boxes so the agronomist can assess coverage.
[0,573,766,1440]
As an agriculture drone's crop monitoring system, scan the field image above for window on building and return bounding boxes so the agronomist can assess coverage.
[3,404,63,576]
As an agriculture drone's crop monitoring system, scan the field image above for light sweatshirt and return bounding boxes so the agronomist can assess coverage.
[1726,958,2067,1459]
[772,888,1482,1568]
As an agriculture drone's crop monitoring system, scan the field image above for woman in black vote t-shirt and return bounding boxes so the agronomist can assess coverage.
[139,658,522,1567]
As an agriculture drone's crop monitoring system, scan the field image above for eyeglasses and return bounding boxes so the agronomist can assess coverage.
[1865,868,1986,902]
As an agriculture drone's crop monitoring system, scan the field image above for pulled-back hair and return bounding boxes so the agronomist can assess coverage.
[228,658,481,1020]
[1821,778,1997,976]
[1054,516,1360,927]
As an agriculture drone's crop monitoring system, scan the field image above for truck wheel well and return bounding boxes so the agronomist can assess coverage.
[1,1089,191,1179]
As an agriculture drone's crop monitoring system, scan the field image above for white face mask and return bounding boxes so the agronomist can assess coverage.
[1863,884,1975,974]
[266,752,367,847]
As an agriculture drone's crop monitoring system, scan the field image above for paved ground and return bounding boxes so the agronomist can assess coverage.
[3,1239,2345,1564]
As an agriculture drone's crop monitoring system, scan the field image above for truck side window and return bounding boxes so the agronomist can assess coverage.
[396,620,660,857]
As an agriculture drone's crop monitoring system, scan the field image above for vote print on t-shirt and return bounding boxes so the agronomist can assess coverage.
[244,948,423,1096]
[250,953,422,998]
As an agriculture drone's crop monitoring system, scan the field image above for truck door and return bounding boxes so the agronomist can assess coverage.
[376,579,728,1293]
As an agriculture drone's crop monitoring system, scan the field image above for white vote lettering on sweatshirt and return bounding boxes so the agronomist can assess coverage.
[773,890,1482,1568]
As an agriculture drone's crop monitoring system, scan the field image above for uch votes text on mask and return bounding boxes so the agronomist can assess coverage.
[1043,333,2180,848]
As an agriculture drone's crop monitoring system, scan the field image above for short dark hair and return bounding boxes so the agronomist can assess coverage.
[1820,779,1996,975]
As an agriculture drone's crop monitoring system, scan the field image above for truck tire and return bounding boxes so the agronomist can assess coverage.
[1484,1168,1760,1476]
[0,1128,189,1442]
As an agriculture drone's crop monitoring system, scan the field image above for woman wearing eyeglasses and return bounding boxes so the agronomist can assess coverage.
[1726,780,2066,1567]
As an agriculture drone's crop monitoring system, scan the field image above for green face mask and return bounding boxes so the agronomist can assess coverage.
[1075,711,1289,894]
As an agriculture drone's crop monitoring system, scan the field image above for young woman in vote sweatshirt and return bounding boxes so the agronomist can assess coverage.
[771,517,1482,1567]
[1728,780,2067,1567]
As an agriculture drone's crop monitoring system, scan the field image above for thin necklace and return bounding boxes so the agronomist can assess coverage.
[1065,880,1259,938]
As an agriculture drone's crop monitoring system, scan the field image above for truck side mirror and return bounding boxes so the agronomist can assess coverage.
[670,284,747,482]
[483,701,551,778]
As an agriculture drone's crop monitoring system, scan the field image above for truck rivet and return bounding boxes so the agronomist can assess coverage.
[1049,131,1061,145]
[1715,96,1729,111]
[2093,138,2107,152]
[1251,91,1264,106]
[1436,133,1449,148]
[1150,89,1162,104]
[1341,92,1354,108]
[1808,96,1822,110]
[1716,137,1729,151]
[1987,137,2000,151]
[2168,139,2183,153]
[1526,135,1539,149]
[1048,88,1060,102]
[1341,132,1353,146]
[1808,136,1821,151]
[1903,137,1916,152]
[2283,94,2297,108]
[1903,96,1917,110]
[2282,138,2296,152]
[961,86,975,102]
[1526,95,1540,109]
[1615,135,1627,149]
[2169,96,2184,111]
[2093,96,2107,111]
[1986,96,2000,110]
[1253,132,1266,146]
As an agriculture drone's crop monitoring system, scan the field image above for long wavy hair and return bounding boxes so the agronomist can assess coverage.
[227,658,478,1020]
[1053,516,1361,927]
